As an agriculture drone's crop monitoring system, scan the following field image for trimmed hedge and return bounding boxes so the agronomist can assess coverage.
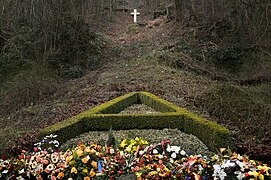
[39,92,232,151]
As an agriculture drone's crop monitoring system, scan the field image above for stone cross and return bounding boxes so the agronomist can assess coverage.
[131,9,140,23]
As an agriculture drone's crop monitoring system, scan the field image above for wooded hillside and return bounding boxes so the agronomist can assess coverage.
[0,0,270,163]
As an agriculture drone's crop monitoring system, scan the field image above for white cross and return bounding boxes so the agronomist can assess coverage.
[131,9,140,23]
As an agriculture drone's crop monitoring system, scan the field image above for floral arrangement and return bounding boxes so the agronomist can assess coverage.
[0,134,270,180]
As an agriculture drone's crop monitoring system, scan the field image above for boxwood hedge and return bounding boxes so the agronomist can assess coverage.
[39,91,232,151]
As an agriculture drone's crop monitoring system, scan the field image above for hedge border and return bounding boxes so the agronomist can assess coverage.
[39,91,232,151]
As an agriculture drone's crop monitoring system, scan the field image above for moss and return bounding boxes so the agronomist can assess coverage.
[39,91,232,151]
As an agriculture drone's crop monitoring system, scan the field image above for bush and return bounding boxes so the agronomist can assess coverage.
[39,92,232,151]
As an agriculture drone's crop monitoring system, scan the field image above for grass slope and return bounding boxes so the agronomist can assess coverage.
[0,15,270,163]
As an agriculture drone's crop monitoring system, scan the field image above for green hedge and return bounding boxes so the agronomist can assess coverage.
[39,92,232,151]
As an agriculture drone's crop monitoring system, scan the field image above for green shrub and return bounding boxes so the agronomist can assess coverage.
[39,92,232,151]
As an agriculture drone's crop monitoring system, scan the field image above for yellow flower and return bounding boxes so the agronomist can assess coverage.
[89,144,97,149]
[84,147,91,153]
[89,168,96,177]
[66,156,73,164]
[82,156,89,164]
[31,161,38,169]
[57,172,65,179]
[130,139,136,145]
[84,177,90,180]
[248,171,264,179]
[258,165,270,175]
[135,172,142,178]
[91,161,97,169]
[71,167,78,174]
[120,139,128,148]
[148,171,158,176]
[259,174,264,180]
[76,149,84,157]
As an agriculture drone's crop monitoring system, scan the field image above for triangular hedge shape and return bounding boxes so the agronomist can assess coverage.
[39,92,232,150]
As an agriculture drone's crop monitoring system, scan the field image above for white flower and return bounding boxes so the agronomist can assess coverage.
[109,148,115,154]
[171,152,177,159]
[120,151,124,157]
[46,164,55,171]
[38,164,43,170]
[198,165,203,172]
[171,146,180,154]
[31,161,38,169]
[236,160,245,171]
[213,164,221,171]
[169,158,174,163]
[234,171,243,180]
[139,150,144,155]
[17,176,25,180]
[125,146,131,152]
[221,160,236,168]
[180,150,186,156]
[2,170,8,174]
[166,145,171,152]
[219,170,227,180]
[153,149,158,154]
[18,169,25,174]
[158,154,163,159]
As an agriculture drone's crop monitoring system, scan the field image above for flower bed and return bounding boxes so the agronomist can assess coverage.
[0,134,270,180]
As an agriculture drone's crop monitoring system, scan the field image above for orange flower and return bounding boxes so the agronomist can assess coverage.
[71,167,78,174]
[57,172,65,179]
[76,149,84,157]
[91,161,97,169]
[96,152,103,157]
[90,149,96,154]
[82,156,89,164]
[84,177,90,180]
[89,168,96,177]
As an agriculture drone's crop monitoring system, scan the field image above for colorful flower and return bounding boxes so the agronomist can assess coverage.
[89,168,95,177]
[71,167,78,174]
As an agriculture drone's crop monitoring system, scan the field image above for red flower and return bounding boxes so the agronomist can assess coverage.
[153,163,157,170]
[132,166,140,172]
[165,172,171,177]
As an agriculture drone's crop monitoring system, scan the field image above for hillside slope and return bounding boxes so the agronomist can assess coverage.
[1,12,270,163]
